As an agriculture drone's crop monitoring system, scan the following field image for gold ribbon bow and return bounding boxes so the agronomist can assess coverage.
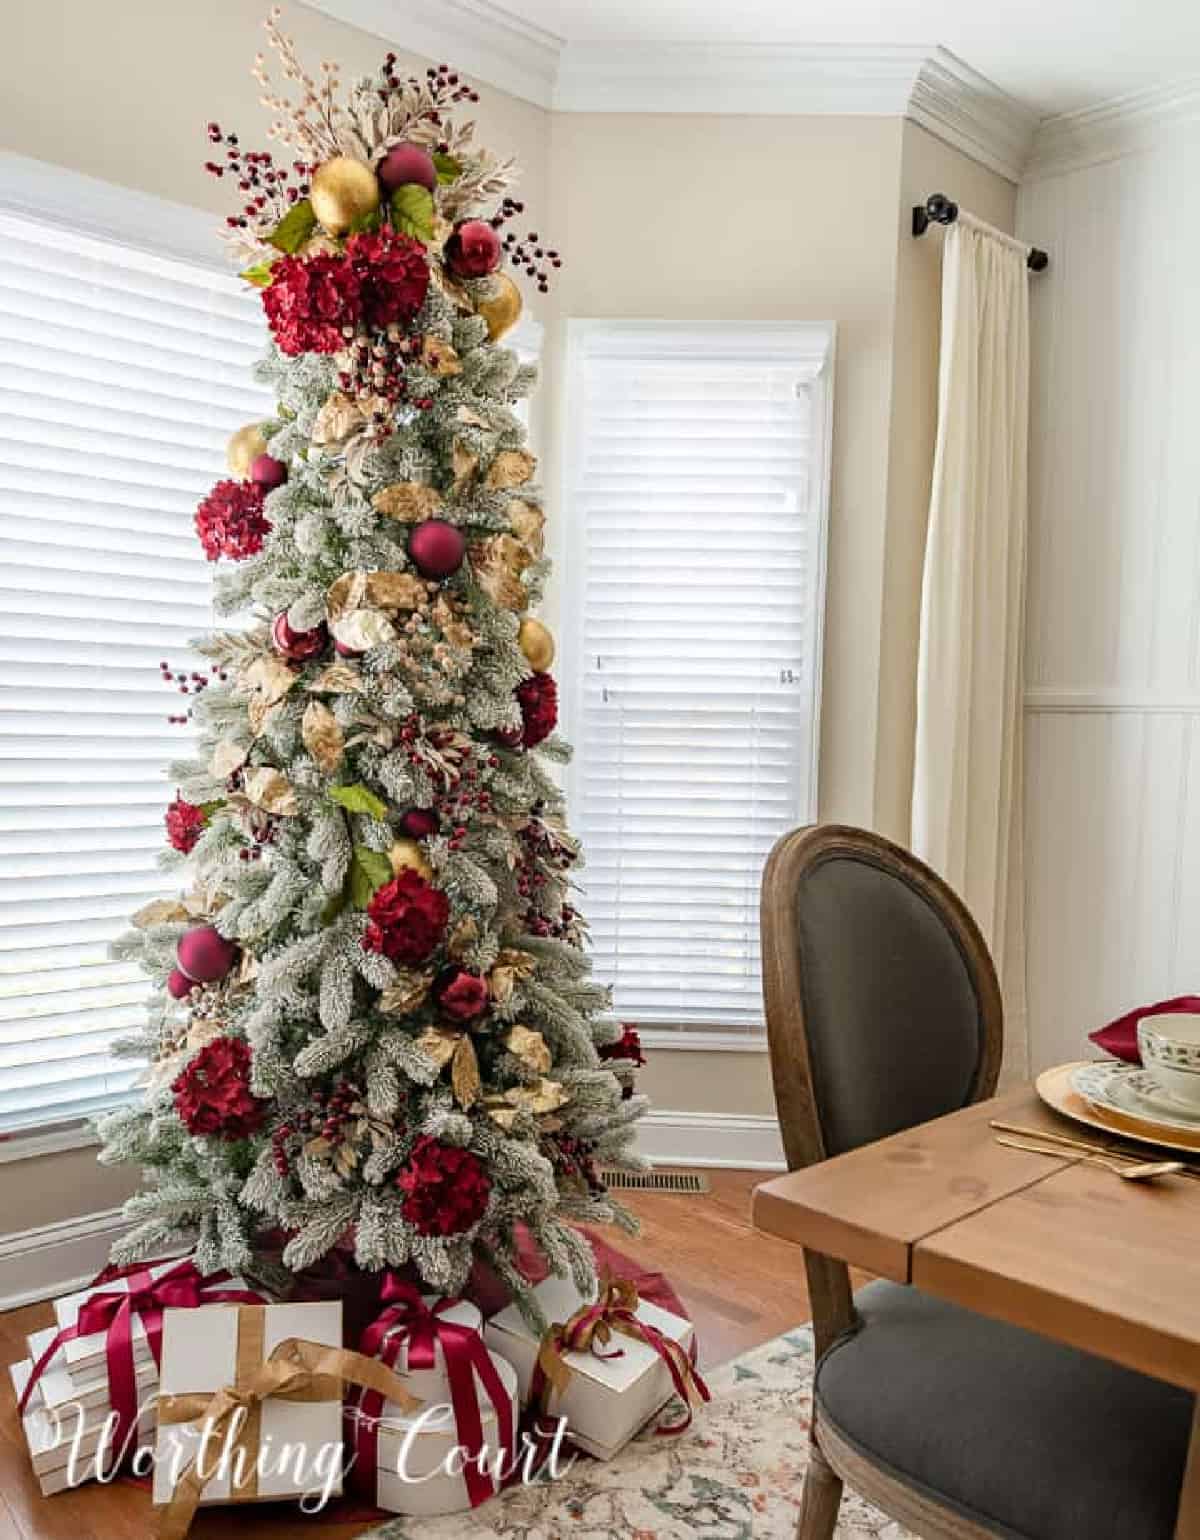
[156,1305,423,1540]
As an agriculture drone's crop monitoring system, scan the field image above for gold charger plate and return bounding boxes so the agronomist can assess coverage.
[1035,1060,1200,1155]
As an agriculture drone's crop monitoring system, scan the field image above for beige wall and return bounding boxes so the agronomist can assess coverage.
[874,123,1018,842]
[0,4,1017,1226]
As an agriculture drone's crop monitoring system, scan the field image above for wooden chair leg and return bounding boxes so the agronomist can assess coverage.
[797,1437,843,1540]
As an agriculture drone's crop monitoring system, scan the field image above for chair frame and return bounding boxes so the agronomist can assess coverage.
[761,824,1003,1540]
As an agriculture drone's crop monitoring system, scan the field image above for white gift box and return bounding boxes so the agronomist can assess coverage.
[484,1275,695,1461]
[52,1263,254,1379]
[374,1350,518,1517]
[9,1357,155,1494]
[152,1300,345,1510]
[23,1325,159,1416]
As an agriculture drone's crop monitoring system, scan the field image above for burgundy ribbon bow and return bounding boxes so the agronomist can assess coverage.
[20,1258,263,1471]
[350,1277,514,1507]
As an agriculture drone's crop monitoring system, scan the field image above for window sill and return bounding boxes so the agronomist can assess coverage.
[0,1123,100,1165]
[637,1029,769,1053]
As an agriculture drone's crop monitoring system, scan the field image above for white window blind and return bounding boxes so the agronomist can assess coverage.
[0,198,271,1136]
[566,320,833,1032]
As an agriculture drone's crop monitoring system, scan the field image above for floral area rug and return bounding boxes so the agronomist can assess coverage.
[369,1324,913,1539]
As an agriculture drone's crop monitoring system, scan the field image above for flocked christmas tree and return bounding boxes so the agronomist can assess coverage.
[97,11,648,1320]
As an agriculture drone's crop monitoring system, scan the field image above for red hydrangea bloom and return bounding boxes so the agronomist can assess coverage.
[395,1135,491,1236]
[598,1024,646,1068]
[346,226,430,329]
[261,251,362,355]
[194,479,271,562]
[165,795,207,855]
[172,1038,267,1141]
[432,967,490,1023]
[517,672,558,748]
[362,869,450,965]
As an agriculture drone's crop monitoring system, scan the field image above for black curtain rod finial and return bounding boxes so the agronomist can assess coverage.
[912,191,1048,272]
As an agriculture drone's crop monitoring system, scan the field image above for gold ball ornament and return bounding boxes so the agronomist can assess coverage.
[226,423,267,479]
[310,156,380,237]
[518,617,555,673]
[476,273,523,343]
[388,837,433,882]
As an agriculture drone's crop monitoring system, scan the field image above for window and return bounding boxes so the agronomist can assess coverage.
[0,164,271,1137]
[565,320,834,1036]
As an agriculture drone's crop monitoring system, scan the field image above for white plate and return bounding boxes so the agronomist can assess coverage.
[1071,1061,1200,1134]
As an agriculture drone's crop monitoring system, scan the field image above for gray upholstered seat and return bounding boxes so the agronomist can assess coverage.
[817,1280,1192,1540]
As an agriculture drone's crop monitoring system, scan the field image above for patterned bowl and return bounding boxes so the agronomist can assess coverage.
[1138,1013,1200,1110]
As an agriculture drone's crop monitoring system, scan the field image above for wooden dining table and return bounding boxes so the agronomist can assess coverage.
[752,1083,1200,1537]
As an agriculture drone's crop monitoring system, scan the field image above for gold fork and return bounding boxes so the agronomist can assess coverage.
[990,1118,1200,1177]
[993,1132,1186,1182]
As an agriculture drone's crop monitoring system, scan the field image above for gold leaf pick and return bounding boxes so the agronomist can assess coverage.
[489,948,536,1005]
[132,898,190,929]
[312,392,366,446]
[451,441,479,493]
[372,482,444,524]
[451,1035,482,1109]
[508,499,546,560]
[242,767,300,816]
[446,915,479,962]
[377,970,435,1015]
[301,699,345,773]
[241,655,297,707]
[419,335,462,376]
[307,662,364,695]
[485,449,537,490]
[416,1024,461,1070]
[326,570,370,622]
[330,611,396,652]
[506,1024,551,1075]
[511,1077,570,1116]
[211,739,249,779]
[456,406,489,429]
[247,697,280,737]
[366,571,427,611]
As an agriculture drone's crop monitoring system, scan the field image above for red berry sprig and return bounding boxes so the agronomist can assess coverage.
[160,659,226,725]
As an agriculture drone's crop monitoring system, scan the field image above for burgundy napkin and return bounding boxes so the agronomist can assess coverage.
[1089,994,1200,1064]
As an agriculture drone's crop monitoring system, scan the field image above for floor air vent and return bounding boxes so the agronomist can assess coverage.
[601,1169,710,1194]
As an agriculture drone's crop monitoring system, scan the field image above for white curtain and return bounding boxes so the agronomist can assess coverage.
[911,219,1031,1079]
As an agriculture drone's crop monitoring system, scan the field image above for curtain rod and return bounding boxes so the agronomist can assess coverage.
[912,193,1049,272]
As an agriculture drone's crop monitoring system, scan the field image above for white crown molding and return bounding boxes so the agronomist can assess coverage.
[909,49,1040,183]
[301,4,1036,180]
[1026,74,1200,180]
[553,41,931,118]
[301,0,562,108]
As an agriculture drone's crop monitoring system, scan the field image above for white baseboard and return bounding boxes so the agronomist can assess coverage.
[635,1110,786,1171]
[0,1208,134,1312]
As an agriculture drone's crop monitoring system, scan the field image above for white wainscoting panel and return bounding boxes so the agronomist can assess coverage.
[1019,123,1200,1071]
[634,1111,786,1171]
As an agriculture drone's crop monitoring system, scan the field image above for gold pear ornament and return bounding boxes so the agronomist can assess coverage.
[476,273,523,342]
[518,617,555,673]
[226,423,267,479]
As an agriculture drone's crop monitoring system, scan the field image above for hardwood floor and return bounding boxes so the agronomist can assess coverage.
[0,1171,813,1539]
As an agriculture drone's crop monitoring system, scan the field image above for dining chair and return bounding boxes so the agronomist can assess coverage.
[761,823,1194,1540]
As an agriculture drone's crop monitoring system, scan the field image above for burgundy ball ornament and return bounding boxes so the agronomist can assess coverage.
[272,611,329,661]
[176,925,238,984]
[400,807,440,839]
[444,219,502,279]
[377,142,437,193]
[407,518,466,581]
[249,453,287,489]
[492,723,524,750]
[334,639,364,658]
[167,968,196,1000]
